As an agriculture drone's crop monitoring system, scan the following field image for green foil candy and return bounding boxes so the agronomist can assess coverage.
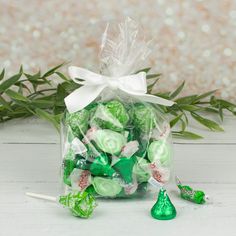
[90,154,116,177]
[147,140,171,165]
[91,100,129,131]
[93,177,122,197]
[63,148,76,186]
[66,109,90,137]
[59,191,97,218]
[176,177,206,204]
[131,103,157,133]
[94,129,126,155]
[151,188,177,220]
[113,157,135,184]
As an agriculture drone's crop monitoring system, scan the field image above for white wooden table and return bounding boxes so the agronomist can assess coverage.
[0,116,236,236]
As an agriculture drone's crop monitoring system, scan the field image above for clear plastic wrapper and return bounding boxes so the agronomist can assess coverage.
[61,18,173,198]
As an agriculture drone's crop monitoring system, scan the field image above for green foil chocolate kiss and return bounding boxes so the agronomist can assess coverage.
[65,109,90,138]
[151,188,176,220]
[94,129,126,155]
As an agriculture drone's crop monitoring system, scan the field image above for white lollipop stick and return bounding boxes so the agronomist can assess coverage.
[26,192,57,202]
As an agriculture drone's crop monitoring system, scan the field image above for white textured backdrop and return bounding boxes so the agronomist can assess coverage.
[0,0,236,101]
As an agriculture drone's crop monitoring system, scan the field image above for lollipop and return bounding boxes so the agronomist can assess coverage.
[176,176,208,204]
[94,129,126,155]
[65,109,90,137]
[26,191,97,218]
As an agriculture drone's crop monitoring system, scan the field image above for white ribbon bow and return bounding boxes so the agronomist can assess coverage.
[64,66,174,113]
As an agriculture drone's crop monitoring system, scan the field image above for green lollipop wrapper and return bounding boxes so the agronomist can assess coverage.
[59,191,97,218]
[65,109,90,138]
[26,191,97,219]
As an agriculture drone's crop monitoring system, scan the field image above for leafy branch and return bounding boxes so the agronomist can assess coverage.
[0,65,235,139]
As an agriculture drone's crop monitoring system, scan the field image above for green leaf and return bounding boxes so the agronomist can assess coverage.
[178,104,201,112]
[217,99,236,108]
[35,108,60,130]
[42,63,64,77]
[169,81,185,99]
[219,106,223,121]
[0,69,5,81]
[146,73,161,79]
[55,72,69,81]
[0,73,22,93]
[170,113,183,128]
[172,131,203,140]
[136,67,151,74]
[194,90,217,102]
[0,95,12,111]
[5,89,30,102]
[19,65,23,73]
[147,78,159,92]
[191,112,224,131]
[175,95,198,104]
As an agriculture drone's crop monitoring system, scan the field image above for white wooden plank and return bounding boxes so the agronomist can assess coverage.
[0,182,235,236]
[0,143,235,185]
[0,117,59,144]
[0,115,236,144]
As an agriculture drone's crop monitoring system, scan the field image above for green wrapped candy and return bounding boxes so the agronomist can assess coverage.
[59,191,97,218]
[93,177,122,197]
[63,148,76,186]
[85,185,98,197]
[176,177,206,204]
[91,100,129,131]
[151,188,177,220]
[113,157,136,184]
[131,103,157,133]
[94,129,126,155]
[133,157,150,183]
[147,140,171,165]
[90,154,116,177]
[63,159,76,186]
[65,109,90,137]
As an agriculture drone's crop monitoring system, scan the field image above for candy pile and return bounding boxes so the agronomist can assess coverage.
[62,100,172,198]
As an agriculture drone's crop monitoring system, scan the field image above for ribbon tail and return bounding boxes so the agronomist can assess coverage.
[122,89,175,107]
[64,85,106,113]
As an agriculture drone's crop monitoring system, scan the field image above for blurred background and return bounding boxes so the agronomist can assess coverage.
[0,0,236,101]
